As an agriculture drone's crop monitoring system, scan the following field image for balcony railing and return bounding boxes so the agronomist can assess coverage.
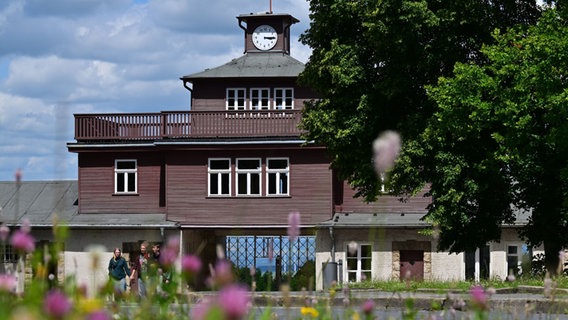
[74,110,304,142]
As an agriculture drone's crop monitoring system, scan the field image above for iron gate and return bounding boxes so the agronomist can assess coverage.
[226,235,315,274]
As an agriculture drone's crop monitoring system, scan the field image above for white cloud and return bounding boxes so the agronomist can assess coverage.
[0,0,312,181]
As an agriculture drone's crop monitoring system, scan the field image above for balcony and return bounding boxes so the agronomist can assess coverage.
[73,110,304,142]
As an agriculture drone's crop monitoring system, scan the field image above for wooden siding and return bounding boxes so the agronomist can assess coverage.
[78,152,165,214]
[191,78,314,112]
[166,147,333,226]
[335,180,431,215]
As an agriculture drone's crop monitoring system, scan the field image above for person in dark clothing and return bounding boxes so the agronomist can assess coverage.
[131,241,150,298]
[108,248,131,296]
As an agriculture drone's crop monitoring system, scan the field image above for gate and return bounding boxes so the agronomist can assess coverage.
[226,235,315,274]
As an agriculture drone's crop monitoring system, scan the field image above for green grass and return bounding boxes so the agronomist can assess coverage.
[344,276,568,293]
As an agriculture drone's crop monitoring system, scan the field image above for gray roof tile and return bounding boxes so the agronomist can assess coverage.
[181,53,304,79]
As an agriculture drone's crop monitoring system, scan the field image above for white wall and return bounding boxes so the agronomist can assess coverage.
[315,227,532,290]
[28,227,180,295]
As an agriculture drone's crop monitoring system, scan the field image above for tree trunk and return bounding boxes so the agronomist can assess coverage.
[544,240,563,276]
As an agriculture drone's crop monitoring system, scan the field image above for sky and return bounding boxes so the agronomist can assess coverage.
[0,0,312,182]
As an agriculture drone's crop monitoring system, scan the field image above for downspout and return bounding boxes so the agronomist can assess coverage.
[238,19,247,54]
[182,80,193,109]
[283,23,291,54]
[329,225,335,263]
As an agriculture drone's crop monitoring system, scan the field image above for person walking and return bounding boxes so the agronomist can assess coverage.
[131,241,150,298]
[108,248,131,298]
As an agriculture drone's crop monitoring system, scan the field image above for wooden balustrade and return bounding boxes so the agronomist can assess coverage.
[74,110,304,141]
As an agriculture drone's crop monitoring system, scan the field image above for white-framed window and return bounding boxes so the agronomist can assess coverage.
[236,158,261,196]
[507,243,529,276]
[115,160,137,194]
[274,88,294,109]
[346,243,372,282]
[1,243,18,264]
[266,158,289,196]
[226,88,246,110]
[208,158,231,196]
[250,88,270,110]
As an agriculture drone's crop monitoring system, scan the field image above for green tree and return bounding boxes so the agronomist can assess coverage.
[299,0,540,201]
[400,8,568,273]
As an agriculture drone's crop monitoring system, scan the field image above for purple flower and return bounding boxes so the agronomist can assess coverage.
[160,247,178,267]
[44,290,72,319]
[287,211,301,242]
[10,230,35,253]
[190,298,213,320]
[181,254,202,274]
[218,284,251,319]
[211,259,234,287]
[159,236,180,267]
[87,310,111,320]
[469,285,488,310]
[21,219,31,233]
[0,274,16,292]
[372,130,401,174]
[14,168,22,184]
[361,299,375,315]
[166,236,180,253]
[0,224,9,242]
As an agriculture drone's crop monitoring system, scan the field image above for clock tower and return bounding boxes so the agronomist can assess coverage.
[237,12,299,54]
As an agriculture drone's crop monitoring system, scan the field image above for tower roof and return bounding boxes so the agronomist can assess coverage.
[181,52,304,80]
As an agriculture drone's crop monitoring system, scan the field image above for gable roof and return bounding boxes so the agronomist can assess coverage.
[0,181,177,228]
[181,53,305,79]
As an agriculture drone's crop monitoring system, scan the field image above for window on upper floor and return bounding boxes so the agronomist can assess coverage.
[274,88,294,110]
[236,158,261,196]
[208,158,231,196]
[115,160,137,194]
[1,243,18,264]
[266,158,289,196]
[346,243,372,282]
[226,88,246,110]
[250,88,270,110]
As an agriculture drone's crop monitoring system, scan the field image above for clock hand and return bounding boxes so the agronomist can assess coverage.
[264,36,276,40]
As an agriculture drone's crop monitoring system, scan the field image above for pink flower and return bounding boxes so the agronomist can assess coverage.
[469,285,488,310]
[14,168,22,184]
[190,298,213,320]
[0,224,9,242]
[372,130,401,173]
[10,230,35,253]
[181,254,202,274]
[160,247,178,267]
[209,259,234,288]
[21,219,31,234]
[87,310,111,320]
[44,290,72,319]
[218,284,251,319]
[0,274,16,292]
[287,211,301,242]
[166,236,180,253]
[361,299,374,315]
[159,236,180,267]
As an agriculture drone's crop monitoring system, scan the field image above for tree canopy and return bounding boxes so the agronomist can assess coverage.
[299,0,568,272]
[299,0,540,201]
[408,8,568,271]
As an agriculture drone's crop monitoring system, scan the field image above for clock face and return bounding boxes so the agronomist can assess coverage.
[252,25,277,51]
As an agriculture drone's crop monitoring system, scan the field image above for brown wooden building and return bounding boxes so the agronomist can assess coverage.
[64,10,535,290]
[67,12,330,284]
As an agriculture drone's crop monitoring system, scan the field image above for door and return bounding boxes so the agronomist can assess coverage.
[400,250,424,281]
